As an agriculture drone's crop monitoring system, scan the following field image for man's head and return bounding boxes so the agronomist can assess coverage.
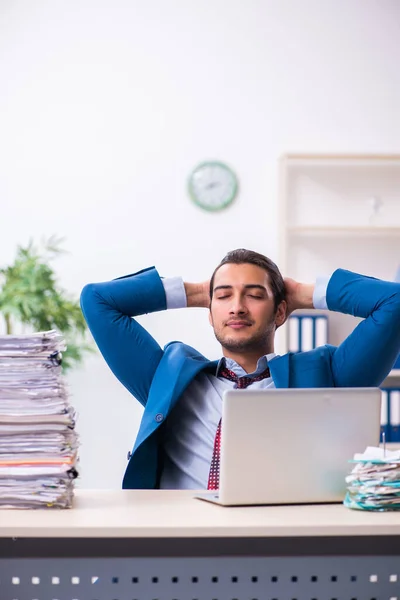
[208,249,287,356]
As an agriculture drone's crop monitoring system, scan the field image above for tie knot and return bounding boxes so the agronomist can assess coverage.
[218,365,270,389]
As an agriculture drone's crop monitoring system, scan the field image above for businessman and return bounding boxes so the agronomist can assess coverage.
[80,249,400,489]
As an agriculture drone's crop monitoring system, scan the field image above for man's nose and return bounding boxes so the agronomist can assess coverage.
[229,296,247,314]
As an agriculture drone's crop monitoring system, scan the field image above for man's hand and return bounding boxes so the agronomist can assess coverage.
[184,281,210,308]
[284,277,315,317]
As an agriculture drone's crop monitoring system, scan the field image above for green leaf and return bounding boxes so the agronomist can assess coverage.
[0,237,94,370]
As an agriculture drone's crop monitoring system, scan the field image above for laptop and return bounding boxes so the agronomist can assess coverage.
[195,387,381,506]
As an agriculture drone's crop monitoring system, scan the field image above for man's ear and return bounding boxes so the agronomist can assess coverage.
[275,300,287,329]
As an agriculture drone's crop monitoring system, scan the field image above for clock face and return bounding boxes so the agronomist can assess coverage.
[188,161,238,211]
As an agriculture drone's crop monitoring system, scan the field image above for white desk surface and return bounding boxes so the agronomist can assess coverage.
[0,490,400,538]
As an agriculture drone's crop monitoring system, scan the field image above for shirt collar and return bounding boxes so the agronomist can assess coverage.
[216,352,277,378]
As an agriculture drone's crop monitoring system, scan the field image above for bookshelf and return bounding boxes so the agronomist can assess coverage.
[278,154,400,375]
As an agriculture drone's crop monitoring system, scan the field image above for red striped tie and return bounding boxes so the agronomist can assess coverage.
[207,365,271,490]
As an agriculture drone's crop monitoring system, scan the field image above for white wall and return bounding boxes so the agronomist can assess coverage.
[0,0,399,488]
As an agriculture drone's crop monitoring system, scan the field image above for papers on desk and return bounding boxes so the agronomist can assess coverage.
[0,331,78,509]
[344,446,400,511]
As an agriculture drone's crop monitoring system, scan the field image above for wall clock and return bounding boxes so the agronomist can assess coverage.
[188,161,238,211]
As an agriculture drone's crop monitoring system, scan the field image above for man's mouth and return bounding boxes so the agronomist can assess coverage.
[226,320,252,329]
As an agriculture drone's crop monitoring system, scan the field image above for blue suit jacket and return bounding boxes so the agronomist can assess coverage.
[80,267,400,489]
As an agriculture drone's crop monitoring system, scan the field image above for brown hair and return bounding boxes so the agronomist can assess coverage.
[209,249,286,311]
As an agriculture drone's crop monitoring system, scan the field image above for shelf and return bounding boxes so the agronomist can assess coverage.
[387,370,400,378]
[279,153,400,356]
[383,442,400,450]
[282,154,400,167]
[287,226,400,238]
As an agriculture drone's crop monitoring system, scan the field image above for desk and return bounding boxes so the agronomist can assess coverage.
[1,489,400,599]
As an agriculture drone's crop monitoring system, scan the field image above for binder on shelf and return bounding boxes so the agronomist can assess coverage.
[380,388,390,443]
[393,267,400,370]
[288,315,300,352]
[300,317,313,351]
[287,314,328,352]
[390,390,400,443]
[380,387,400,443]
[394,265,400,283]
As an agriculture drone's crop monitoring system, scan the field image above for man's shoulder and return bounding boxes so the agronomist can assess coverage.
[163,340,210,361]
[291,344,337,362]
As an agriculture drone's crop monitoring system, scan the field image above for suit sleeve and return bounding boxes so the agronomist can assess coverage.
[327,269,400,387]
[80,267,166,407]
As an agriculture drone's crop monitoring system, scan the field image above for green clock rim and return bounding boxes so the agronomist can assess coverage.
[188,160,238,212]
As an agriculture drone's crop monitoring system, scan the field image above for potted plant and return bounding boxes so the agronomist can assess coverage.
[0,236,93,370]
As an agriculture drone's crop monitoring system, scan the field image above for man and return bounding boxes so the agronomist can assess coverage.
[80,249,400,490]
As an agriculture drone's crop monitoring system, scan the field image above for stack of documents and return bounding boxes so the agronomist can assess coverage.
[0,331,78,509]
[344,447,400,511]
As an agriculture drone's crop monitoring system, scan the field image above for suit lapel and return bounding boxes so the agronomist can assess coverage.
[135,344,217,447]
[269,353,291,388]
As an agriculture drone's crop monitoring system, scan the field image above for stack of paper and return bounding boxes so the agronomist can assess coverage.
[344,447,400,511]
[0,331,78,509]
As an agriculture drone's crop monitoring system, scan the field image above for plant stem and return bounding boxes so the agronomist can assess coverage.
[4,313,12,335]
